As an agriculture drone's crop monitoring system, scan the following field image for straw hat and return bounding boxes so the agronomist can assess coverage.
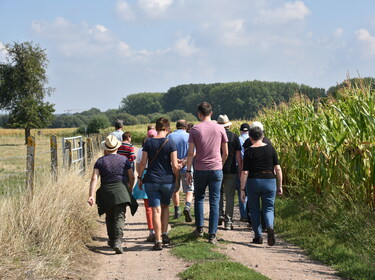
[217,114,232,127]
[101,135,122,151]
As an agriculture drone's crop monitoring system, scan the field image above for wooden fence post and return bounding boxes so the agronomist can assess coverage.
[86,137,93,165]
[65,140,72,169]
[82,140,86,173]
[50,135,58,181]
[26,136,35,200]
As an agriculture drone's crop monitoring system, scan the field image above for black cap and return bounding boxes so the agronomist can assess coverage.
[240,123,250,131]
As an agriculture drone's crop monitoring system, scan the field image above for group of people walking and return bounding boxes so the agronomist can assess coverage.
[87,101,283,254]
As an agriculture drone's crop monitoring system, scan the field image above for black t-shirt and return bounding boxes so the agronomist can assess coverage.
[243,144,279,179]
[142,137,177,184]
[242,136,272,152]
[223,130,242,174]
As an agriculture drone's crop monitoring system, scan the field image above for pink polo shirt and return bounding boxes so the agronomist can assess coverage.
[188,121,228,171]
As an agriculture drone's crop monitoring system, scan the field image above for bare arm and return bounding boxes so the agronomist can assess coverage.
[137,150,148,189]
[127,168,135,193]
[221,142,228,167]
[240,170,249,203]
[274,165,283,195]
[170,150,179,184]
[87,169,99,206]
[186,143,195,185]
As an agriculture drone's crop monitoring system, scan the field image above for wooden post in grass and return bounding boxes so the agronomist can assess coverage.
[86,137,93,165]
[82,140,86,173]
[50,135,58,181]
[65,140,72,169]
[26,136,35,200]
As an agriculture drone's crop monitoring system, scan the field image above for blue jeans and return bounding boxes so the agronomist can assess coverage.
[144,183,174,207]
[193,170,223,234]
[236,177,248,219]
[246,178,276,237]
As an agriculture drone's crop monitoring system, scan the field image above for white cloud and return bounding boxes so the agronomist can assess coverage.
[220,19,248,47]
[138,0,174,16]
[32,18,121,57]
[173,35,199,56]
[334,28,344,38]
[355,29,375,56]
[259,1,310,24]
[116,0,136,21]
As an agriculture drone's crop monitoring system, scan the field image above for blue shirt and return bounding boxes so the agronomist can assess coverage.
[167,129,189,172]
[110,129,123,141]
[94,154,131,184]
[239,133,249,158]
[142,138,177,184]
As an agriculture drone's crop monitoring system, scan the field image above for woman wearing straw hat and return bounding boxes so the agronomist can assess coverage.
[87,134,136,254]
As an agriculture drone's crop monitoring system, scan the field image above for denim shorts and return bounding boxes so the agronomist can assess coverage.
[144,183,174,207]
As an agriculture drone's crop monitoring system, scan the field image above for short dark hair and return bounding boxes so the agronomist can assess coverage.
[114,119,123,129]
[155,117,170,132]
[122,131,131,141]
[249,126,263,141]
[197,102,212,116]
[187,123,194,133]
[176,120,188,129]
[147,124,155,131]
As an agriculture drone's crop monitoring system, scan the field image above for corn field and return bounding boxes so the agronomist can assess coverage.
[258,81,374,206]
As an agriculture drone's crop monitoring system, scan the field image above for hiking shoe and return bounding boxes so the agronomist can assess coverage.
[218,216,225,226]
[224,221,233,230]
[146,233,156,242]
[183,206,192,222]
[162,234,171,244]
[107,238,115,248]
[173,211,181,219]
[252,236,263,244]
[192,227,204,237]
[208,234,217,245]
[113,239,123,254]
[267,228,275,246]
[152,241,163,251]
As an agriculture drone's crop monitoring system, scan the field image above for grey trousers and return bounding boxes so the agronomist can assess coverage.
[219,173,238,221]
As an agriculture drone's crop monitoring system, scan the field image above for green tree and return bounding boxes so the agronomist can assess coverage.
[0,41,55,143]
[121,92,164,115]
[86,115,110,134]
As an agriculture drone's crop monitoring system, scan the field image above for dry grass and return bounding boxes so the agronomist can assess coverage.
[0,128,82,193]
[0,156,99,279]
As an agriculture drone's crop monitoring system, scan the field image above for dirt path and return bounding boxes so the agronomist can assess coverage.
[88,200,189,280]
[85,196,343,280]
[218,213,342,280]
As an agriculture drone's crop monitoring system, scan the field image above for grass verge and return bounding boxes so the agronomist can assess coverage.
[168,212,269,280]
[275,196,375,280]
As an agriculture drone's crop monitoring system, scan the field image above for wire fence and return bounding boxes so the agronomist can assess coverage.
[0,134,106,197]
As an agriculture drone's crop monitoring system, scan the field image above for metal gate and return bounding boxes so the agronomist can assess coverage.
[62,136,84,171]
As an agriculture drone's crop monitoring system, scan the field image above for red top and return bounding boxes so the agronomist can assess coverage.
[117,143,136,162]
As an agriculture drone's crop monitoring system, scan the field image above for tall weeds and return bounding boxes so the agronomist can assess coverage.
[0,164,97,279]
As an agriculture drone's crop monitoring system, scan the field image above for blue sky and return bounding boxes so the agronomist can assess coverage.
[1,0,374,114]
